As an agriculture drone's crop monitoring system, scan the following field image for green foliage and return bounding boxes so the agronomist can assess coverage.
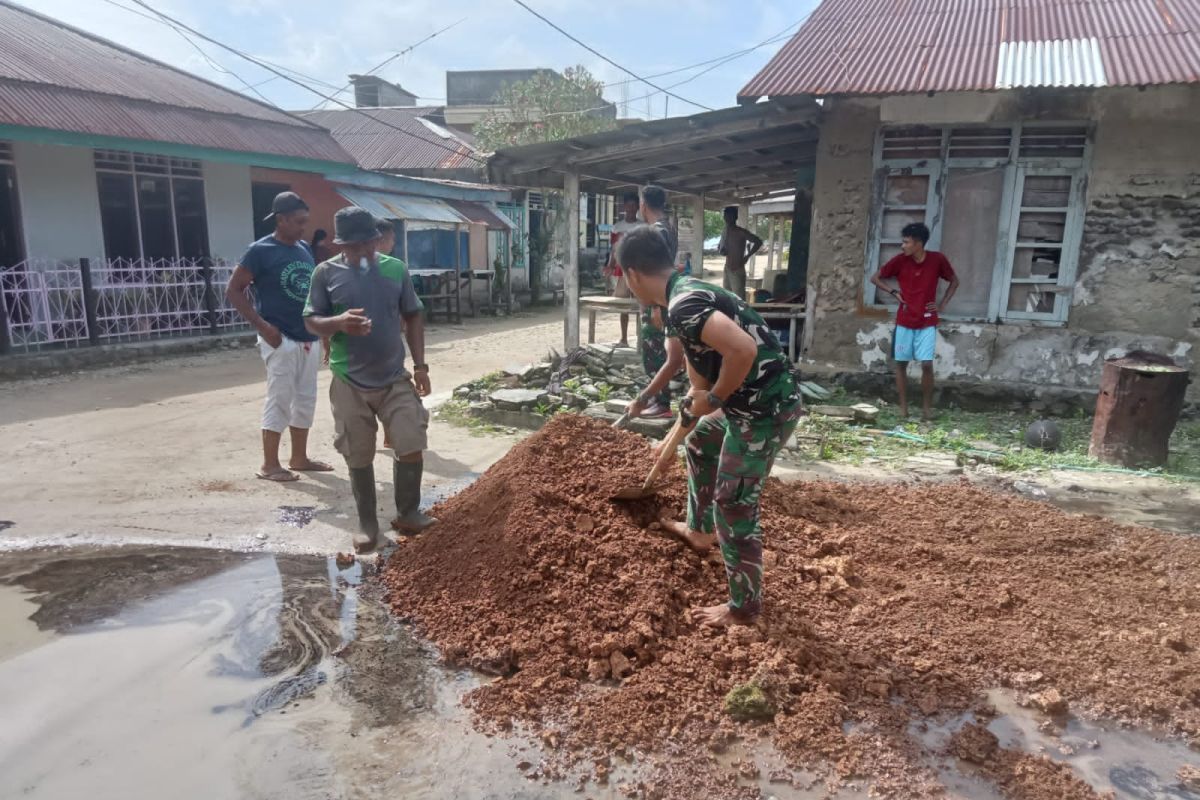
[596,383,612,403]
[703,210,725,241]
[473,66,617,153]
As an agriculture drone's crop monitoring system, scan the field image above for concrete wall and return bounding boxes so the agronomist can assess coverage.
[805,87,1200,401]
[12,141,105,263]
[203,161,254,260]
[250,167,350,238]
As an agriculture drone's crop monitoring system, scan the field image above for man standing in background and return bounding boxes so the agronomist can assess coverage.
[604,193,641,347]
[226,191,332,482]
[631,185,681,418]
[718,206,763,301]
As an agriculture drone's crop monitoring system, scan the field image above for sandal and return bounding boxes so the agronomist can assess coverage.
[256,468,299,482]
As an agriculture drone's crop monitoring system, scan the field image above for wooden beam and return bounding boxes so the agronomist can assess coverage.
[600,130,820,172]
[564,110,819,167]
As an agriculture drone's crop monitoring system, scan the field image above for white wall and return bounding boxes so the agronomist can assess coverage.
[12,141,105,263]
[203,161,254,260]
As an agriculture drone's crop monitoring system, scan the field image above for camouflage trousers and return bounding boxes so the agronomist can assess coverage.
[685,401,803,620]
[639,306,672,407]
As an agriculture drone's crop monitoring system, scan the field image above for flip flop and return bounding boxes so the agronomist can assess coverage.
[256,468,299,482]
[289,460,334,472]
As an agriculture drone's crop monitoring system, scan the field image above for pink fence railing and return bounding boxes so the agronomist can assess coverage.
[0,257,251,355]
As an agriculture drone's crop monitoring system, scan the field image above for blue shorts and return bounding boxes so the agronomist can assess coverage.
[893,324,936,363]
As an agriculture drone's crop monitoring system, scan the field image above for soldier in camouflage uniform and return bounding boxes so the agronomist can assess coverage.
[617,225,802,628]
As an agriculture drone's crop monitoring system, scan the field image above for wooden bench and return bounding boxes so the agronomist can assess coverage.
[580,296,641,347]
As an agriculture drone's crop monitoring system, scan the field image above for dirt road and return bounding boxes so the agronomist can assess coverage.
[0,307,623,554]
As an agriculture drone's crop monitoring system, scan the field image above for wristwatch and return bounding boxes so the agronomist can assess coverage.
[413,363,429,373]
[706,391,724,409]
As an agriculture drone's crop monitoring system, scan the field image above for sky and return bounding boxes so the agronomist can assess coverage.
[18,0,819,119]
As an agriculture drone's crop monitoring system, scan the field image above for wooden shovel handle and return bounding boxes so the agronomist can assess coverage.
[643,414,694,487]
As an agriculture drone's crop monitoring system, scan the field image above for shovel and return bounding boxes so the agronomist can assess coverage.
[611,401,696,501]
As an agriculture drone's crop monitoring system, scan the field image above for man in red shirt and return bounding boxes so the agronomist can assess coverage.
[870,222,960,420]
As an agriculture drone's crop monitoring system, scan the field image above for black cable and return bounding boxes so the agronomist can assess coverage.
[307,17,467,112]
[124,0,483,164]
[509,0,712,111]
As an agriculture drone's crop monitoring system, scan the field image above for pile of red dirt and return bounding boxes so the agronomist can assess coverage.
[381,414,1200,799]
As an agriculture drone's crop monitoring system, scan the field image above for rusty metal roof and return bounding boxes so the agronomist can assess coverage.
[740,0,1200,100]
[0,1,353,164]
[301,107,481,172]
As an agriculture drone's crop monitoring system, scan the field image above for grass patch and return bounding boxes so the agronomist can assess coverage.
[434,399,512,437]
[791,394,1200,480]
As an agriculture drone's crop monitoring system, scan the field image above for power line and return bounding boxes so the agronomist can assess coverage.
[101,0,276,105]
[123,0,484,164]
[543,10,819,122]
[508,0,713,112]
[600,21,806,89]
[308,17,467,112]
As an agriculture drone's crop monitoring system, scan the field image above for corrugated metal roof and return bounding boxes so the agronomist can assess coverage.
[0,1,353,164]
[740,0,1200,99]
[446,200,515,230]
[335,185,469,225]
[302,107,481,172]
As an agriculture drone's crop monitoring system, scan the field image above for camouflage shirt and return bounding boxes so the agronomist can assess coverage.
[664,273,799,421]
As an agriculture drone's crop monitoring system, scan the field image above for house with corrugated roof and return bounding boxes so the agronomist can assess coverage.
[741,0,1199,403]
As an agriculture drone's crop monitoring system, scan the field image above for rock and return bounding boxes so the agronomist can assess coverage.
[545,394,563,407]
[810,404,857,419]
[724,683,776,720]
[1178,765,1200,791]
[580,385,601,399]
[1030,688,1069,715]
[917,693,940,715]
[453,385,472,398]
[606,374,636,388]
[576,514,595,533]
[585,343,616,358]
[587,657,610,682]
[489,388,547,410]
[626,415,675,439]
[951,723,999,764]
[863,675,892,698]
[1008,670,1045,689]
[849,403,880,423]
[608,347,642,368]
[1013,480,1048,499]
[609,650,634,680]
[605,399,631,415]
[762,550,779,571]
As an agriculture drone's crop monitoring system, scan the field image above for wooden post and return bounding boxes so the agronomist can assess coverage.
[564,170,580,352]
[1089,355,1189,467]
[692,194,705,276]
[456,222,469,319]
[766,216,776,273]
[78,257,100,345]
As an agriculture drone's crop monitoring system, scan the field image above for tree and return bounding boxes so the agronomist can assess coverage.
[474,66,617,153]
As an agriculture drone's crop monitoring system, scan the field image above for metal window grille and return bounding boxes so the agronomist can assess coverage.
[94,149,204,178]
[0,142,12,164]
[948,127,1013,159]
[1,257,250,354]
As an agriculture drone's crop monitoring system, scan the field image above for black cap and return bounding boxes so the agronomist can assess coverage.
[264,191,309,221]
[333,206,381,245]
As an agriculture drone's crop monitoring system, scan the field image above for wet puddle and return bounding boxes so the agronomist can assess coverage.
[0,545,629,800]
[275,505,317,528]
[1,546,1197,799]
[914,689,1200,799]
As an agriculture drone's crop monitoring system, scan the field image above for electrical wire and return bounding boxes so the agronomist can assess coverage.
[123,0,484,164]
[307,17,467,112]
[508,0,713,111]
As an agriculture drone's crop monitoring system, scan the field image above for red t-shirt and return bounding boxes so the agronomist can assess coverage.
[880,251,956,329]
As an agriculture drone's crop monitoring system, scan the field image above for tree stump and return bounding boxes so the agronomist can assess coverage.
[1089,353,1189,468]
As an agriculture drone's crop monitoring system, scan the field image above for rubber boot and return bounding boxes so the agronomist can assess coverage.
[391,459,437,535]
[348,465,380,553]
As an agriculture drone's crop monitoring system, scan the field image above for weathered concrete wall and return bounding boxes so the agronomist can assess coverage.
[805,87,1200,401]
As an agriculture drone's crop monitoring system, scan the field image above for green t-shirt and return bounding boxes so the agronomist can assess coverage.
[664,272,799,421]
[304,254,423,388]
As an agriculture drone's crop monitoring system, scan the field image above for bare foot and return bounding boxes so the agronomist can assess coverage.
[659,517,716,554]
[690,604,752,628]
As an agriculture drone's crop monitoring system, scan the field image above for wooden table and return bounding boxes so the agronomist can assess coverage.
[580,296,641,346]
[579,296,805,360]
[750,302,806,362]
[410,268,461,324]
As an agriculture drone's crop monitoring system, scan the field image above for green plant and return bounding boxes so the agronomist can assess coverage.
[596,383,612,403]
[473,66,618,153]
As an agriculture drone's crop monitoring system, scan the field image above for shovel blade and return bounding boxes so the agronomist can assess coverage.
[610,483,664,501]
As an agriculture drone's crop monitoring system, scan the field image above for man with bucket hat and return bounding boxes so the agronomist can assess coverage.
[226,191,333,482]
[304,207,436,553]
